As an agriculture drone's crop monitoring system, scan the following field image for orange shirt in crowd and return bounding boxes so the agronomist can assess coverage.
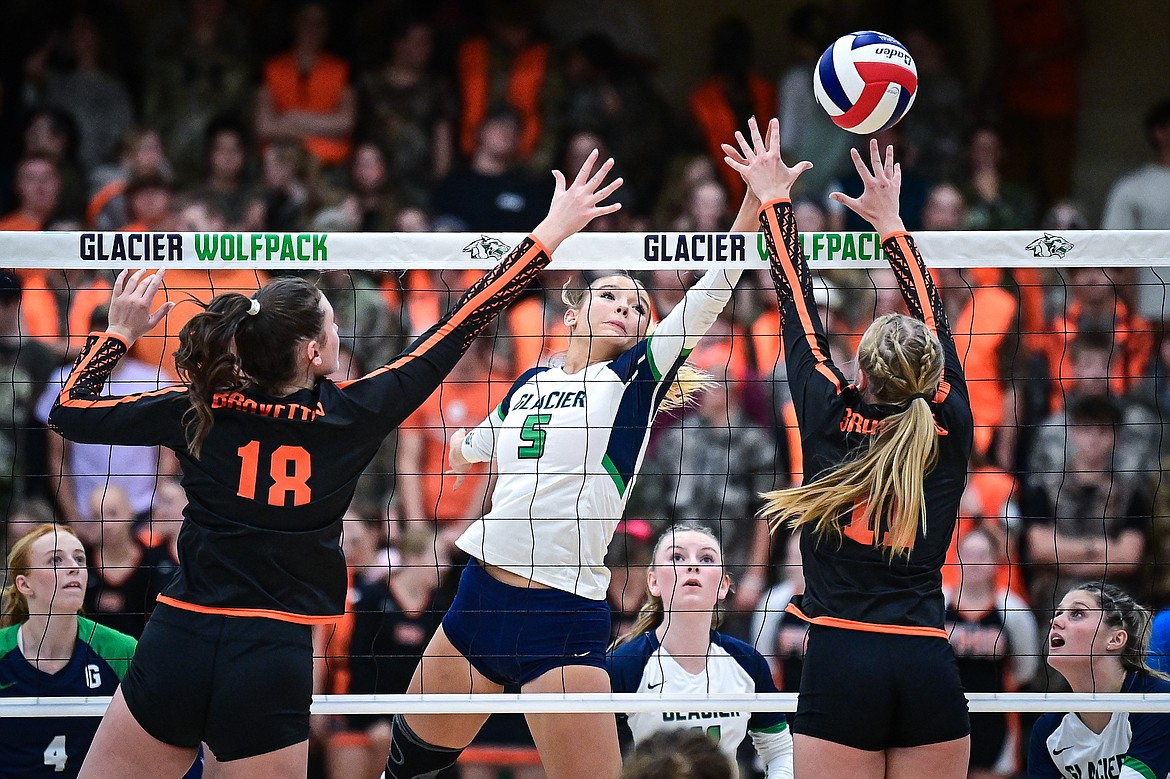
[942,465,1026,599]
[131,269,268,378]
[458,36,550,161]
[951,282,1018,457]
[690,73,776,202]
[264,52,352,165]
[1047,298,1154,410]
[401,370,510,523]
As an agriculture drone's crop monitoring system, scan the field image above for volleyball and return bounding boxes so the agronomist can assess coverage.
[813,31,918,135]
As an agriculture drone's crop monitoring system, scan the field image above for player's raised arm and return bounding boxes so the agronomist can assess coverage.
[337,151,623,429]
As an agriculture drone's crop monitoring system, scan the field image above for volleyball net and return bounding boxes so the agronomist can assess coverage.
[3,227,1170,719]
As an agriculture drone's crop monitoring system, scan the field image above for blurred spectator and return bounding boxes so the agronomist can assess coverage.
[605,518,654,643]
[356,14,455,208]
[20,106,87,221]
[935,264,1019,462]
[775,5,852,203]
[921,182,967,231]
[260,141,311,231]
[2,498,55,567]
[1046,267,1155,411]
[143,0,254,184]
[633,354,778,637]
[120,172,177,232]
[397,337,508,531]
[1028,329,1160,496]
[0,271,57,519]
[256,1,356,172]
[87,128,175,231]
[618,728,733,779]
[751,531,808,691]
[1040,199,1090,230]
[961,126,1036,231]
[318,265,403,374]
[188,113,264,232]
[1021,395,1151,614]
[82,484,178,639]
[35,308,175,525]
[942,455,1025,600]
[689,16,775,203]
[0,154,61,232]
[23,11,134,174]
[898,22,969,184]
[457,0,555,166]
[141,475,185,561]
[670,179,730,233]
[432,109,548,231]
[334,527,447,779]
[350,141,402,232]
[543,0,659,68]
[990,0,1084,208]
[1101,98,1170,230]
[1101,98,1170,323]
[557,34,675,221]
[944,527,1038,779]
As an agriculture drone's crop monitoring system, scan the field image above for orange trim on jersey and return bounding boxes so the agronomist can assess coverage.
[785,603,949,639]
[337,238,547,388]
[156,595,342,625]
[886,232,938,337]
[760,204,843,393]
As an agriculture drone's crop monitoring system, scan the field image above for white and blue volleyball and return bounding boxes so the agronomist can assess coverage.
[813,31,918,135]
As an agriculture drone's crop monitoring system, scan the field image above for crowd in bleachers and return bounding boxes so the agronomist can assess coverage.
[2,1,1170,777]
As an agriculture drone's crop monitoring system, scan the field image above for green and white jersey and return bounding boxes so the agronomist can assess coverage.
[456,269,741,599]
[0,618,136,778]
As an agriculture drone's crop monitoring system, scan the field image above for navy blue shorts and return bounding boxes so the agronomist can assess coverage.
[441,559,610,686]
[794,624,970,751]
[122,602,313,761]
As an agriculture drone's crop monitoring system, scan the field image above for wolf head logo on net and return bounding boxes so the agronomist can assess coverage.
[463,235,510,260]
[1026,233,1075,259]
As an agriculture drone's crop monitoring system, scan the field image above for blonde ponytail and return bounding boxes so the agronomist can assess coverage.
[761,314,944,558]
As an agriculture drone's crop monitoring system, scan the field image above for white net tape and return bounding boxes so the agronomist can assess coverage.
[2,229,1169,269]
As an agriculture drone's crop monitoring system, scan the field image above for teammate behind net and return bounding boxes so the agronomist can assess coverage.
[726,118,974,779]
[383,177,761,779]
[47,150,622,779]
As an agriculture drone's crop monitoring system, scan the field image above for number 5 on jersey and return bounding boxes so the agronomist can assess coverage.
[236,440,312,506]
[518,414,552,459]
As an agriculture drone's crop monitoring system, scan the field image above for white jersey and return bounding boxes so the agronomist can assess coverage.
[607,631,791,779]
[1028,673,1170,779]
[456,269,741,599]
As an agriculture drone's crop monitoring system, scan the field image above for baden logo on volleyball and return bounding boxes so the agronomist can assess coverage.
[813,31,918,135]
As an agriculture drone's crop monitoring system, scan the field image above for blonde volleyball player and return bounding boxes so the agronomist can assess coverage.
[608,522,793,779]
[383,198,759,779]
[726,118,973,779]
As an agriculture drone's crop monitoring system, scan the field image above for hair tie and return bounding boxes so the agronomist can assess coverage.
[906,391,934,405]
[247,298,260,316]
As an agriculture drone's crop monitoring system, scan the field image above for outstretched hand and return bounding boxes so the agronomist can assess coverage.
[106,269,174,345]
[721,116,812,204]
[829,139,906,236]
[532,149,623,253]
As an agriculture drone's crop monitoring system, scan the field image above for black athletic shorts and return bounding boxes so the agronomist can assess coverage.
[121,602,314,761]
[793,624,970,751]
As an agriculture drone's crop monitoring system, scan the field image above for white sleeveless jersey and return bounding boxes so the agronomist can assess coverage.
[607,631,789,778]
[1028,673,1170,779]
[456,269,741,599]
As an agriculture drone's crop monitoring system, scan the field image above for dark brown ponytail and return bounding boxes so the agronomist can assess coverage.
[175,277,324,457]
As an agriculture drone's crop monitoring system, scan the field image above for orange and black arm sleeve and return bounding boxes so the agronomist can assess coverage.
[880,232,967,395]
[48,333,189,446]
[758,199,850,425]
[338,235,552,430]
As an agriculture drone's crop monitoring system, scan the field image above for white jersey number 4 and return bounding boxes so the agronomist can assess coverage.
[44,734,67,772]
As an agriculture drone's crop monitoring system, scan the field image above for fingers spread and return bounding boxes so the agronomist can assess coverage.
[748,115,765,152]
[767,117,780,153]
[573,148,600,186]
[585,157,616,191]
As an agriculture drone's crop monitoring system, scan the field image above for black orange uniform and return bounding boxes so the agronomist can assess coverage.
[759,199,973,750]
[46,236,551,760]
